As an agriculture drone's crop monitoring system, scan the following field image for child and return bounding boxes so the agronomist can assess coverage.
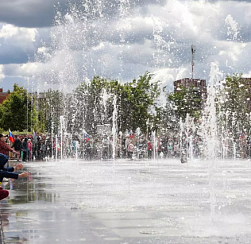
[127,141,134,159]
[0,153,28,201]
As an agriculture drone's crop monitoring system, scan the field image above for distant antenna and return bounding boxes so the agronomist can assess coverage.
[191,45,196,80]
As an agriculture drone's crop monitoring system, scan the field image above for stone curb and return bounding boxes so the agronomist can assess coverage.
[0,216,4,244]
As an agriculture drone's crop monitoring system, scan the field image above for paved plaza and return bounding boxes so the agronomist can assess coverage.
[1,158,251,243]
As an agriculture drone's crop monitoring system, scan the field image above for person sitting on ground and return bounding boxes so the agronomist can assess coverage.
[0,153,28,201]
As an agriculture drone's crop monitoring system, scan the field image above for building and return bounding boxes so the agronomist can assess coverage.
[0,88,9,104]
[174,78,207,97]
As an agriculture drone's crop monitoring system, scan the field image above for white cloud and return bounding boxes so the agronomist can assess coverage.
[2,63,40,79]
[0,65,5,81]
[0,24,40,65]
[243,71,251,78]
[2,63,38,78]
[0,24,37,42]
[0,0,251,92]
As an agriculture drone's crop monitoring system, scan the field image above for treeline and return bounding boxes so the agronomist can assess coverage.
[0,72,163,135]
[0,73,251,141]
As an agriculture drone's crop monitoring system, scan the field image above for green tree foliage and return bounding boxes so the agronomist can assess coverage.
[125,73,161,133]
[218,73,251,138]
[36,89,65,133]
[0,84,37,131]
[161,91,179,134]
[65,77,110,135]
[168,84,203,121]
[66,72,161,135]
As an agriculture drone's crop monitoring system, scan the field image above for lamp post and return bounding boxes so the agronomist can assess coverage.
[51,120,54,159]
[55,135,58,161]
[191,44,196,80]
[136,127,141,159]
[60,116,65,161]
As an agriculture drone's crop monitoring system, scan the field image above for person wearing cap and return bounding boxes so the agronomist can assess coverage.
[0,153,28,201]
[0,134,16,157]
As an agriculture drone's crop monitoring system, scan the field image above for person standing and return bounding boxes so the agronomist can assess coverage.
[157,137,162,158]
[11,135,22,162]
[167,139,173,158]
[127,141,134,159]
[36,136,41,160]
[22,138,28,161]
[125,136,130,158]
[28,139,32,160]
[147,140,153,159]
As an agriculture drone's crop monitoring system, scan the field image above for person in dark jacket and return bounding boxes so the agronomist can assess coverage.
[22,138,28,161]
[0,153,28,201]
[11,135,22,162]
[36,136,41,160]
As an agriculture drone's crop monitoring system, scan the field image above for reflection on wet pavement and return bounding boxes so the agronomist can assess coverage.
[0,159,251,243]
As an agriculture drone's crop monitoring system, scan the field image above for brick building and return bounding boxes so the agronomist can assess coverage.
[174,78,207,97]
[0,88,9,104]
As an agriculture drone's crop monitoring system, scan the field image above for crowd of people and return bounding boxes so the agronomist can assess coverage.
[70,134,186,160]
[0,132,185,161]
[72,132,251,161]
[0,130,250,163]
[0,134,28,202]
[7,133,52,162]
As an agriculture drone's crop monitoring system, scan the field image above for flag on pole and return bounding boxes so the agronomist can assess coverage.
[84,133,90,142]
[9,130,15,143]
[83,131,90,142]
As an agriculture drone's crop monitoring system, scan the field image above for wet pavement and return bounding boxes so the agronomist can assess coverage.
[1,158,251,243]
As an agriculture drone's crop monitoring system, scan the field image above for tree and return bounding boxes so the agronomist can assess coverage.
[66,72,161,135]
[36,89,65,133]
[161,91,179,135]
[115,72,161,133]
[168,84,203,121]
[65,77,110,135]
[217,74,251,138]
[0,84,37,131]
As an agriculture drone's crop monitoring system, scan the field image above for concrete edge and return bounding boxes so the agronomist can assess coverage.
[0,215,5,244]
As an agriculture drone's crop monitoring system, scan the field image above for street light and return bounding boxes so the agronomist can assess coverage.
[60,116,65,161]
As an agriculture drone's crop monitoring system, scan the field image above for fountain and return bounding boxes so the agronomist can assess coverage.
[31,1,247,170]
[112,95,118,160]
[59,115,65,161]
[7,1,251,243]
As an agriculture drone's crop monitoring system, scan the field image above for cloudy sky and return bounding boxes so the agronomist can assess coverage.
[0,0,250,92]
